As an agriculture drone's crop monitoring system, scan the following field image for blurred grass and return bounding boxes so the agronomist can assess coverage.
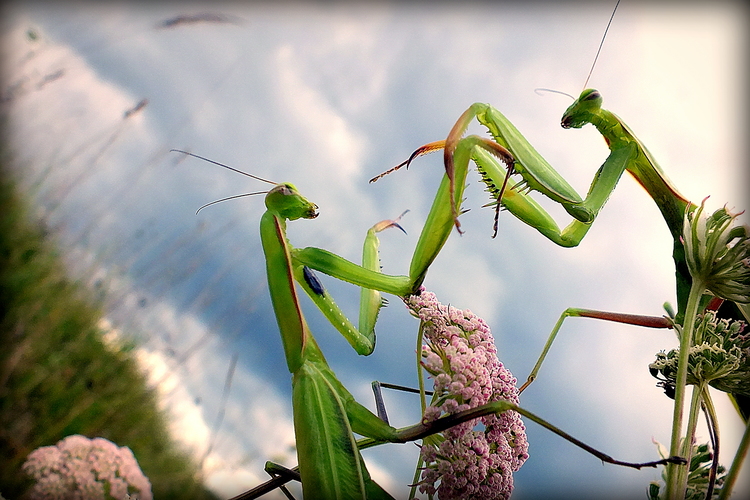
[0,163,218,498]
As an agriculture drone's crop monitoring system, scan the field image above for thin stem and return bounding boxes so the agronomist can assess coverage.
[408,458,424,500]
[666,279,706,499]
[228,466,300,500]
[409,320,427,500]
[676,382,705,496]
[417,320,427,415]
[701,388,720,500]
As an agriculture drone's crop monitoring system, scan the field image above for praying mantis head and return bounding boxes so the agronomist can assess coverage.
[265,183,319,221]
[561,88,603,130]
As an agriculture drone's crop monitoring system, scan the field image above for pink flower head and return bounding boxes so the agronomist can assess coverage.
[405,289,529,500]
[22,435,152,500]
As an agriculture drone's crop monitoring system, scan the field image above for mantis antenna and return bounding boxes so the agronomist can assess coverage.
[195,192,269,214]
[533,88,575,100]
[170,149,277,185]
[583,0,621,89]
[170,149,278,213]
[533,0,620,100]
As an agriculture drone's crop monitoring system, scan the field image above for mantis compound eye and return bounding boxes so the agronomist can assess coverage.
[582,89,601,101]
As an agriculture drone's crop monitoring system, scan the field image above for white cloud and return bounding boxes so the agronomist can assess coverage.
[274,43,367,181]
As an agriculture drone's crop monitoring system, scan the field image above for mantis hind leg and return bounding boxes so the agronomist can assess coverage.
[519,307,673,393]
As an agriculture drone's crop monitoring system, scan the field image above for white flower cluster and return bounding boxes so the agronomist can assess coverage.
[22,435,152,500]
[405,289,528,500]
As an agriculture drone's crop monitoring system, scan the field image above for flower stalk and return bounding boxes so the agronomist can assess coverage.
[717,420,750,500]
[666,280,704,499]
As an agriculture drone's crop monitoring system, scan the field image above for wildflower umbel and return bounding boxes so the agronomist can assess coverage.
[405,289,528,500]
[683,199,750,304]
[22,435,152,500]
[650,310,749,398]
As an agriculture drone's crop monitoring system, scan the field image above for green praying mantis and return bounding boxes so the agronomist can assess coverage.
[178,151,476,500]
[372,86,716,377]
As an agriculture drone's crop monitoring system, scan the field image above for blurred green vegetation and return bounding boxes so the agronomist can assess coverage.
[0,164,218,499]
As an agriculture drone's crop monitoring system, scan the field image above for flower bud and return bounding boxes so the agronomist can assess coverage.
[683,199,750,303]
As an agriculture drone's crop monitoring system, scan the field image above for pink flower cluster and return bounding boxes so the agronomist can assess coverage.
[22,435,152,500]
[405,289,528,500]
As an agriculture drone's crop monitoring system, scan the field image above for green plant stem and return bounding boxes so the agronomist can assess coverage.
[417,320,427,416]
[409,319,427,500]
[666,279,705,500]
[717,419,750,500]
[700,388,720,500]
[408,458,424,500]
[679,382,705,490]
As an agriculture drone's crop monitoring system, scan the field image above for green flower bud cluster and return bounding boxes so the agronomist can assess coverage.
[683,200,750,304]
[650,311,749,398]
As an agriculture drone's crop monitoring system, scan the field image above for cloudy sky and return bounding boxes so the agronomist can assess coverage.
[2,1,748,498]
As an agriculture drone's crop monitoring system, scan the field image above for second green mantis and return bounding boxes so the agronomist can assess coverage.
[372,86,749,499]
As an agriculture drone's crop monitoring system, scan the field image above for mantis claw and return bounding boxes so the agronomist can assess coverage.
[369,142,446,183]
[370,209,409,234]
